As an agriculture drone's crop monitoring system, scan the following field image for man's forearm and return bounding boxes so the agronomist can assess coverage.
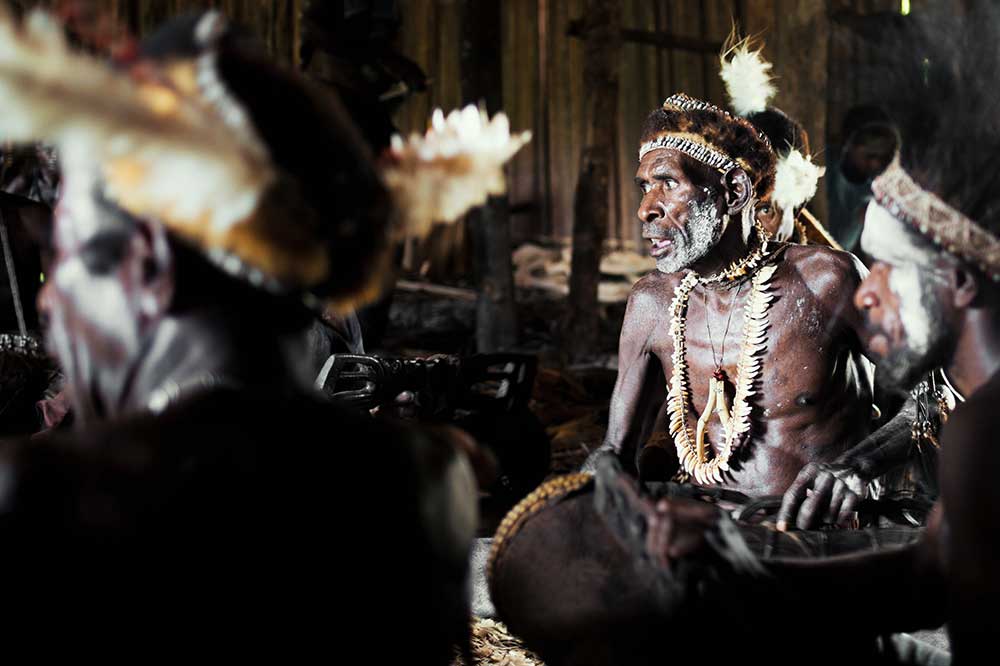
[837,394,916,481]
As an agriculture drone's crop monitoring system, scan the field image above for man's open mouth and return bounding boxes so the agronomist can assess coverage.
[647,237,673,258]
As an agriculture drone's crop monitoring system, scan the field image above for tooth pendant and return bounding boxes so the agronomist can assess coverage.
[694,374,733,466]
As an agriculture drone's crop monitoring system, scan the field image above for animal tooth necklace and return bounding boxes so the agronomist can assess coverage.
[666,251,776,484]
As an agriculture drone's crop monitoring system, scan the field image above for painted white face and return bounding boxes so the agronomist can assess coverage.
[858,200,953,389]
[636,149,728,274]
[861,201,939,355]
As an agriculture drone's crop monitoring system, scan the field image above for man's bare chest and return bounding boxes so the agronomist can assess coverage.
[648,282,844,414]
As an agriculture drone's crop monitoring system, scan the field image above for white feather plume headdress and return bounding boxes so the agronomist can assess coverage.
[720,36,776,117]
[382,105,531,238]
[720,33,825,242]
[0,8,274,238]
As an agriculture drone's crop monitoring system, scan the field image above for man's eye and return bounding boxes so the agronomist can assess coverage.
[759,205,771,214]
[640,179,677,193]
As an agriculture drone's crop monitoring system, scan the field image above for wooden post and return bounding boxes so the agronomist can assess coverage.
[459,0,518,352]
[564,0,620,362]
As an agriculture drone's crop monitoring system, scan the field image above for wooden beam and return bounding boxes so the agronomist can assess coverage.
[565,0,620,362]
[567,20,722,54]
[459,0,519,352]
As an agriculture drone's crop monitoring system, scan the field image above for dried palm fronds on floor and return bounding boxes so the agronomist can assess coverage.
[453,618,544,666]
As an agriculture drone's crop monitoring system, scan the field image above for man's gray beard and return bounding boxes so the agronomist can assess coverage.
[876,283,954,394]
[656,197,725,274]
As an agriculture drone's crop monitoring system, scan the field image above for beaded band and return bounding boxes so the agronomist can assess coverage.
[872,154,1000,281]
[486,472,594,586]
[638,93,770,179]
[0,333,45,359]
[639,134,738,172]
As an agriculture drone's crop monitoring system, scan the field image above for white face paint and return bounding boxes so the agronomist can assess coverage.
[861,201,939,269]
[655,196,724,274]
[55,149,103,248]
[861,201,941,355]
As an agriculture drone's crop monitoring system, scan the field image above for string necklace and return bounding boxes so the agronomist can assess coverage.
[704,282,743,378]
[667,254,777,484]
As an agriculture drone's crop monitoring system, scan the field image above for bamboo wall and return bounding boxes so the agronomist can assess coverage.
[396,0,835,250]
[14,0,918,253]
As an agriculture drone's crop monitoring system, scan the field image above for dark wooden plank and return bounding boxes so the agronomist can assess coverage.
[772,0,830,223]
[614,0,661,250]
[669,0,706,100]
[701,0,733,109]
[544,0,586,242]
[502,0,543,242]
[565,0,620,360]
[460,0,518,351]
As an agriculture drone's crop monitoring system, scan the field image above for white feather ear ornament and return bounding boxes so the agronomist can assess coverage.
[772,149,825,242]
[720,36,777,118]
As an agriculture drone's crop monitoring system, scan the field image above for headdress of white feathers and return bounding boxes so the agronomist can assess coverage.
[0,9,531,299]
[772,149,825,241]
[0,9,273,238]
[719,38,776,117]
[382,105,531,238]
[720,36,824,242]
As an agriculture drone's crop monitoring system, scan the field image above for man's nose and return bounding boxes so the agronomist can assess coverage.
[854,270,882,311]
[637,194,663,223]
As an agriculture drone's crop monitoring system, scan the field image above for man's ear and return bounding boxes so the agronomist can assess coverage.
[132,218,174,322]
[950,263,979,309]
[721,166,752,216]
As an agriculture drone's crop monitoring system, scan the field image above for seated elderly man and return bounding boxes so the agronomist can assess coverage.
[585,92,876,502]
[0,10,477,659]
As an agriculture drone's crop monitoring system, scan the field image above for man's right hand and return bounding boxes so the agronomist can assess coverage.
[776,462,868,531]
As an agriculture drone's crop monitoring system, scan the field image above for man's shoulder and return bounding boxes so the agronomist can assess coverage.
[777,243,867,298]
[781,243,865,279]
[625,270,683,324]
[630,269,681,302]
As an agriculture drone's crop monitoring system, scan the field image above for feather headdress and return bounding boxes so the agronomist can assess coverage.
[720,33,825,242]
[719,36,776,117]
[772,148,825,242]
[0,9,532,306]
[382,105,531,238]
[0,8,273,239]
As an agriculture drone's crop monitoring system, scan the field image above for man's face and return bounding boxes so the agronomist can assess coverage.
[844,134,895,182]
[635,149,725,274]
[755,201,784,241]
[854,201,955,391]
[38,172,147,423]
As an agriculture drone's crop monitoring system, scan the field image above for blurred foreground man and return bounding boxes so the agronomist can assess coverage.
[0,10,476,658]
[490,5,1000,664]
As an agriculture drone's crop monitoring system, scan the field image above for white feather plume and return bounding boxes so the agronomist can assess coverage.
[382,105,531,237]
[0,8,274,233]
[720,40,776,117]
[772,149,825,242]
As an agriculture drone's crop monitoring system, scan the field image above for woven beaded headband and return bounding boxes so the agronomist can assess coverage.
[871,154,1000,281]
[638,93,769,179]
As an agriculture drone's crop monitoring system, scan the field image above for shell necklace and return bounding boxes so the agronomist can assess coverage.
[666,250,777,484]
